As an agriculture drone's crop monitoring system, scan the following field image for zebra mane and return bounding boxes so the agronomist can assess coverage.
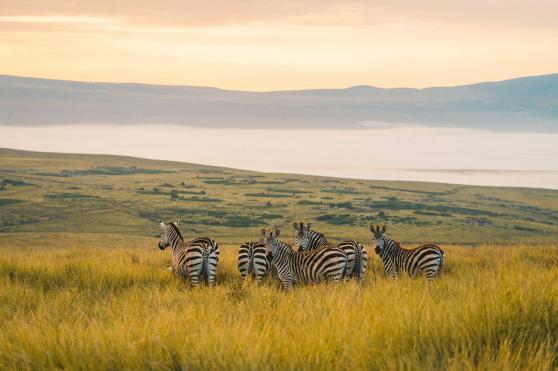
[168,222,183,240]
[384,235,402,249]
[276,238,294,252]
[311,228,327,242]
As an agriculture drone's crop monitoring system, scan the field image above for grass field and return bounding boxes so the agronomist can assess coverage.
[0,233,557,370]
[1,148,557,369]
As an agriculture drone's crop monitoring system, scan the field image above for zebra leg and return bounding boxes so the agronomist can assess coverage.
[330,272,344,284]
[188,263,203,288]
[207,270,216,286]
[255,269,266,284]
[281,279,294,292]
[358,259,367,281]
[425,270,436,282]
[207,257,218,287]
[189,274,200,287]
[424,266,439,282]
[343,256,356,281]
[238,261,249,283]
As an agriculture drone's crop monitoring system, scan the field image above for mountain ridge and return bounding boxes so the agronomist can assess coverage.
[1,73,557,132]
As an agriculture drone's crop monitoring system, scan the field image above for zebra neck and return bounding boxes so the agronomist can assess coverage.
[316,238,329,247]
[273,242,294,262]
[381,237,401,259]
[170,235,185,253]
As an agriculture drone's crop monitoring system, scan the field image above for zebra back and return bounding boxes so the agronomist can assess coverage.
[380,238,443,280]
[160,221,220,287]
[293,223,365,279]
[238,242,269,282]
[337,240,368,280]
[265,234,347,291]
[185,237,220,286]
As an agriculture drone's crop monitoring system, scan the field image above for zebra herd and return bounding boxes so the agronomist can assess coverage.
[158,220,445,291]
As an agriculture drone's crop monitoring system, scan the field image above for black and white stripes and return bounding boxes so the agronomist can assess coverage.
[293,222,367,280]
[262,228,347,292]
[156,219,446,289]
[238,241,269,283]
[370,224,444,280]
[159,220,220,287]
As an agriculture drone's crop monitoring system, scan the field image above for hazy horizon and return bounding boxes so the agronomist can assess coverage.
[1,124,557,189]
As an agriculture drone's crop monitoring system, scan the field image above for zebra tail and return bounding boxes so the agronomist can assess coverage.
[247,258,254,279]
[353,251,361,279]
[355,244,366,279]
[203,254,210,284]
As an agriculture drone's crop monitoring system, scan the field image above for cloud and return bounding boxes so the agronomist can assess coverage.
[0,0,557,29]
[1,0,557,90]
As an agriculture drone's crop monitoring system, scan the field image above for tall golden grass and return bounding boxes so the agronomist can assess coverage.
[0,233,557,370]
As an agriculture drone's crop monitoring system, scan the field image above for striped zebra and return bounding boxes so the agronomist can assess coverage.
[238,242,270,283]
[262,228,347,292]
[293,222,367,280]
[370,224,444,281]
[158,220,220,287]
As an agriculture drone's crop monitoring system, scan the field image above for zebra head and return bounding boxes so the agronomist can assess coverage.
[293,221,312,251]
[370,224,387,255]
[158,220,181,250]
[261,227,281,257]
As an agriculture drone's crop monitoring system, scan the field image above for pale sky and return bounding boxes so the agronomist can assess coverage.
[1,0,557,90]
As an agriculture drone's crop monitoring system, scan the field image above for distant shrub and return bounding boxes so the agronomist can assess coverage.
[316,214,356,225]
[44,193,100,200]
[328,201,353,209]
[266,188,311,194]
[1,178,34,187]
[0,198,22,206]
[322,188,365,195]
[244,193,291,198]
[57,166,173,177]
[297,200,322,205]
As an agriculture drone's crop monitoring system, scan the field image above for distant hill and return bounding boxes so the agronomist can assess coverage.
[1,147,557,243]
[1,73,557,132]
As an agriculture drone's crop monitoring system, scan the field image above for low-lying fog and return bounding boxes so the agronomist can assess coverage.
[1,125,557,189]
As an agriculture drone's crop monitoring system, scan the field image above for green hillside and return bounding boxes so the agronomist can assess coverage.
[0,148,557,244]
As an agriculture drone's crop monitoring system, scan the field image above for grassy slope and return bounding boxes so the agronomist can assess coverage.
[0,234,557,370]
[1,149,557,369]
[0,148,557,244]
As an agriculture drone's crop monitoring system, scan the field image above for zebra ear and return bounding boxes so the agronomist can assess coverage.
[175,219,180,226]
[293,222,299,231]
[369,223,375,233]
[261,228,267,236]
[159,220,165,227]
[306,223,312,230]
[381,225,386,233]
[275,228,281,237]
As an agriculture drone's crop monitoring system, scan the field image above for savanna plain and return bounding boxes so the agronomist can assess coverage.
[0,148,557,370]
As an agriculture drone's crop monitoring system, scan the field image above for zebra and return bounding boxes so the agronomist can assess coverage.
[158,220,220,287]
[262,227,347,292]
[238,241,270,283]
[293,222,367,280]
[370,224,444,281]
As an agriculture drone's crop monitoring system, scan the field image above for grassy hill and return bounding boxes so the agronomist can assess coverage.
[1,148,557,244]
